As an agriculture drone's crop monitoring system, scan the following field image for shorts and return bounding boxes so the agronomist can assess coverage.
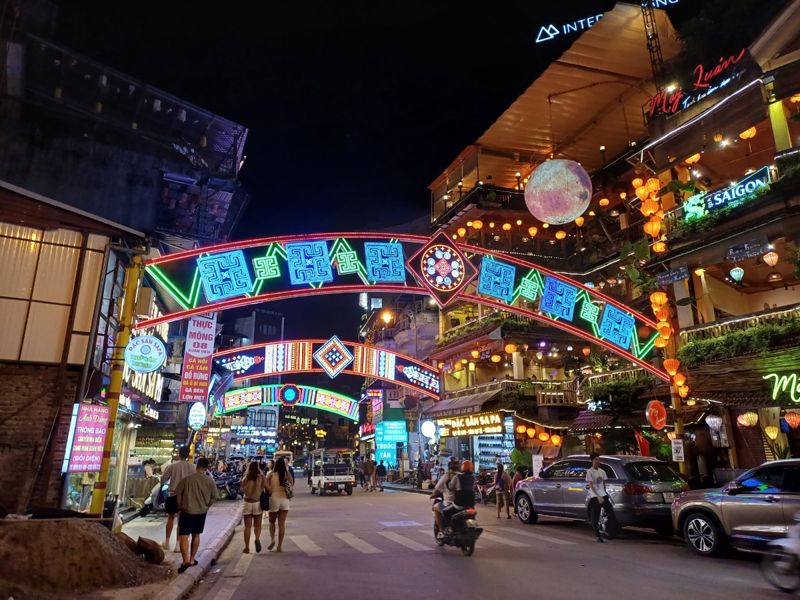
[269,496,290,512]
[242,500,263,516]
[165,495,179,514]
[178,512,207,536]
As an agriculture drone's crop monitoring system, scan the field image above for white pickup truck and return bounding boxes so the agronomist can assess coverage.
[309,448,356,496]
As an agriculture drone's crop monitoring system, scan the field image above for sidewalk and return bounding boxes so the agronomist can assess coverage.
[101,501,242,600]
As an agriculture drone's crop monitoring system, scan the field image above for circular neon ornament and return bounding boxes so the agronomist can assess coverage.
[279,384,301,407]
[524,159,592,225]
[420,244,466,293]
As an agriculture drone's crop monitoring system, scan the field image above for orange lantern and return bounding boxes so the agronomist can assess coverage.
[582,346,591,357]
[646,178,661,194]
[738,126,757,140]
[555,230,567,240]
[526,427,537,439]
[472,220,483,229]
[502,223,512,231]
[644,219,662,238]
[457,227,467,237]
[654,337,668,349]
[650,291,668,306]
[490,354,502,363]
[785,412,800,429]
[640,199,660,217]
[651,304,661,316]
[635,186,649,201]
[657,322,673,338]
[598,198,610,207]
[638,325,651,338]
[673,373,686,387]
[538,431,550,442]
[678,385,690,398]
[471,350,480,359]
[550,433,562,446]
[656,305,671,322]
[632,177,644,189]
[652,241,668,254]
[685,153,701,165]
[528,226,538,237]
[663,358,681,376]
[504,343,517,354]
[575,216,585,227]
[515,424,528,434]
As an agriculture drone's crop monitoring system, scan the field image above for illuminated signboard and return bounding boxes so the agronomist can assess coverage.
[599,304,635,351]
[124,335,167,373]
[375,420,407,465]
[436,412,503,438]
[535,13,603,43]
[359,422,375,437]
[188,402,207,429]
[179,314,217,403]
[683,166,771,222]
[764,372,800,403]
[232,424,276,437]
[221,384,360,420]
[67,404,110,473]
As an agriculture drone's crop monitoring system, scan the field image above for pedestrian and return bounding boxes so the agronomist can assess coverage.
[494,463,513,519]
[357,461,366,488]
[375,459,387,491]
[266,457,294,552]
[511,466,526,514]
[160,446,194,551]
[586,453,617,543]
[240,461,267,553]
[174,457,217,572]
[363,457,375,491]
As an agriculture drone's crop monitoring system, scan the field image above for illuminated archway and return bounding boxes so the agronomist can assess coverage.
[220,384,360,421]
[213,337,440,399]
[140,232,668,381]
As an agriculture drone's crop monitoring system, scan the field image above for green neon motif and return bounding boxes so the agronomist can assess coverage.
[329,238,369,285]
[335,250,360,274]
[579,300,600,324]
[512,268,545,304]
[250,243,288,296]
[763,372,800,403]
[147,264,201,310]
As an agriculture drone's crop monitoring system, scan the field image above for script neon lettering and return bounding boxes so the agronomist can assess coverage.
[764,373,800,403]
[693,48,746,89]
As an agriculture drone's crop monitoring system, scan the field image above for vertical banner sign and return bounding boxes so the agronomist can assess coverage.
[179,314,217,402]
[68,404,111,472]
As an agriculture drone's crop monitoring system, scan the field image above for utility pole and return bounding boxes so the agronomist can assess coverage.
[89,254,143,516]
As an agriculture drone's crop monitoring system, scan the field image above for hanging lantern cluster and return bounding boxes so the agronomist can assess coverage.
[637,176,667,254]
[520,422,563,445]
[651,291,691,400]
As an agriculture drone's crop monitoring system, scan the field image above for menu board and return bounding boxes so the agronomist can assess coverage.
[67,404,110,473]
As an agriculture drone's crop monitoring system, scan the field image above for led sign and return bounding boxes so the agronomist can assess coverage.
[436,412,503,438]
[764,372,800,403]
[188,402,207,430]
[535,14,603,43]
[124,336,167,373]
[683,166,771,222]
[375,420,407,465]
[221,384,360,420]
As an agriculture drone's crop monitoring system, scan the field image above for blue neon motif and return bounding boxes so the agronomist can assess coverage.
[540,276,577,321]
[364,242,406,283]
[196,250,254,302]
[285,241,334,285]
[599,304,636,350]
[477,257,516,303]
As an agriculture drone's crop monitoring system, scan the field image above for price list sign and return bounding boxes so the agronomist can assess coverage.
[68,404,110,473]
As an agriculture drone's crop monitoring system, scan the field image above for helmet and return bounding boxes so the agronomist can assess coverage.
[461,460,474,473]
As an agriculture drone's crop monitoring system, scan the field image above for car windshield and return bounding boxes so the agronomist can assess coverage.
[624,462,681,482]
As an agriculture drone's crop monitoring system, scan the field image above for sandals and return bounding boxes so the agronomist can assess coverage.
[255,539,262,553]
[267,540,275,551]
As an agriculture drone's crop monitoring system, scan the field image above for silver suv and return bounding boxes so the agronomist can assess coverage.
[514,455,687,537]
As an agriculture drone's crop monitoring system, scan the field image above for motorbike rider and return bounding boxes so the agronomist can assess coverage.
[430,459,460,535]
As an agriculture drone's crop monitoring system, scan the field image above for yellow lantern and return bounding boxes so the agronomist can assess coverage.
[516,424,528,434]
[575,216,585,227]
[736,412,758,427]
[542,223,550,228]
[650,291,667,306]
[654,337,668,349]
[550,434,562,446]
[472,220,483,230]
[457,227,467,237]
[765,425,780,440]
[528,226,538,237]
[652,241,668,254]
[685,153,701,165]
[663,358,681,376]
[644,219,662,238]
[673,373,686,387]
[763,251,779,267]
[502,223,512,231]
[656,305,671,322]
[471,350,480,359]
[526,427,537,439]
[538,431,550,442]
[490,354,502,363]
[678,385,690,398]
[504,343,517,354]
[598,198,610,207]
[640,199,660,217]
[646,178,661,194]
[555,230,567,240]
[632,177,644,189]
[738,126,757,140]
[461,358,468,365]
[635,186,649,201]
[657,322,673,338]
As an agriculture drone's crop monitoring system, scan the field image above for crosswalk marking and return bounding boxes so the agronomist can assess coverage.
[478,531,529,547]
[377,531,431,551]
[334,532,383,554]
[503,527,576,545]
[210,552,253,600]
[289,535,327,556]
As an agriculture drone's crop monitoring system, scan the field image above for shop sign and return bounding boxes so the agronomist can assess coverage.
[436,412,503,438]
[671,438,685,462]
[231,425,275,437]
[656,266,689,287]
[179,314,217,402]
[124,335,167,373]
[141,404,159,420]
[359,422,376,437]
[764,372,800,403]
[646,400,668,430]
[535,13,603,43]
[726,237,772,262]
[375,420,408,465]
[683,166,771,222]
[68,404,110,473]
[187,402,207,430]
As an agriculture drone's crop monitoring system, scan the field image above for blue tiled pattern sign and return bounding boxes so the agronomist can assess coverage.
[364,242,406,282]
[477,257,516,303]
[599,304,636,350]
[285,241,334,285]
[197,250,254,302]
[540,276,577,321]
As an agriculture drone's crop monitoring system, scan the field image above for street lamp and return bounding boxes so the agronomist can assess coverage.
[381,311,393,325]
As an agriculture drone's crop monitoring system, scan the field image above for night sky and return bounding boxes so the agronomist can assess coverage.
[52,1,700,397]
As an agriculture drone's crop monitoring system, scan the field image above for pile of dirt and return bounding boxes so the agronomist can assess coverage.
[0,518,172,599]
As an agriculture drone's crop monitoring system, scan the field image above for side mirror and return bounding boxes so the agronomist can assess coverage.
[727,481,744,495]
[539,469,549,479]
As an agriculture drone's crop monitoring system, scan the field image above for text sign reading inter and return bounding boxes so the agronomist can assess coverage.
[683,166,771,222]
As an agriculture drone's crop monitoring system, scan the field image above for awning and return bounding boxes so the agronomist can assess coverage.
[423,389,501,419]
[570,410,614,432]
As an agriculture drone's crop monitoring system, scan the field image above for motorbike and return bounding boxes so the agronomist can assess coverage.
[213,472,241,500]
[136,481,167,519]
[763,513,800,593]
[432,495,483,556]
[474,471,497,505]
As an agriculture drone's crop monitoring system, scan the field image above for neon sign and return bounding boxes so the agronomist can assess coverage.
[375,421,407,465]
[764,372,800,404]
[436,412,503,438]
[221,384,360,420]
[683,166,771,222]
[535,14,603,43]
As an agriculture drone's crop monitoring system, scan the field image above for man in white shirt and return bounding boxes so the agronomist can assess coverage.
[161,446,195,550]
[430,460,460,535]
[586,453,618,543]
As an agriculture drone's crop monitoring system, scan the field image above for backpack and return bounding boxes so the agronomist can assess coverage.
[452,473,476,508]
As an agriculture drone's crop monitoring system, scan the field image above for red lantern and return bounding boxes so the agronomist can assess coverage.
[785,412,800,429]
[582,347,591,357]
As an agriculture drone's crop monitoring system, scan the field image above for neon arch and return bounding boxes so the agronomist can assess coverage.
[220,384,360,421]
[140,232,668,381]
[213,337,441,399]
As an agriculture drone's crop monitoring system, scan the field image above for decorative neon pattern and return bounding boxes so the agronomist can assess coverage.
[285,240,334,285]
[406,232,477,307]
[313,335,354,379]
[599,304,636,351]
[364,242,406,283]
[763,372,800,403]
[197,250,253,302]
[540,276,577,321]
[478,256,516,303]
[220,384,360,420]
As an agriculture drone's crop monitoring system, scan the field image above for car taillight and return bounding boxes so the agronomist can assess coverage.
[623,483,654,495]
[465,508,476,514]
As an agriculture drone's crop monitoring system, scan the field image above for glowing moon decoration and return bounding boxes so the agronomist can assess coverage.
[524,159,592,225]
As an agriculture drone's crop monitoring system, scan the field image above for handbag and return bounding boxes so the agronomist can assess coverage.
[259,475,270,510]
[284,478,294,500]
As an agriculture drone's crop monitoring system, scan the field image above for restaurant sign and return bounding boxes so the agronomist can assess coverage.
[436,412,503,438]
[683,166,771,222]
[67,404,110,473]
[725,237,772,262]
[124,336,167,373]
[764,372,800,403]
[656,266,690,288]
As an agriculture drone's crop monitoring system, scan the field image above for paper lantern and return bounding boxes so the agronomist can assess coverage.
[471,350,480,359]
[575,216,585,227]
[490,354,502,363]
[654,337,668,349]
[765,425,780,440]
[598,198,610,207]
[550,434,562,446]
[502,223,512,231]
[526,427,537,439]
[656,322,673,338]
[640,199,660,217]
[582,346,591,357]
[460,358,468,365]
[646,178,661,194]
[713,133,724,143]
[678,385,690,398]
[472,220,483,229]
[538,431,550,442]
[528,226,538,237]
[652,241,668,254]
[736,412,758,427]
[738,126,757,140]
[555,230,567,240]
[635,186,649,201]
[729,266,745,282]
[650,292,667,310]
[685,153,701,165]
[524,159,592,224]
[673,373,686,387]
[785,412,800,429]
[705,414,723,431]
[663,358,680,376]
[504,343,517,354]
[763,251,779,267]
[644,219,662,238]
[516,425,528,434]
[656,305,671,323]
[666,431,677,441]
[457,227,467,237]
[632,177,644,189]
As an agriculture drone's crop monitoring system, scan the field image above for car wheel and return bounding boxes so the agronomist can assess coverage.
[515,494,538,524]
[598,506,620,539]
[683,512,722,556]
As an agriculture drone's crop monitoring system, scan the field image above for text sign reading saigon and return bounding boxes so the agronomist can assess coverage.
[683,166,771,222]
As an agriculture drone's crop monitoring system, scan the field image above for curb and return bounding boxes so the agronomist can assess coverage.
[382,484,432,495]
[153,505,243,600]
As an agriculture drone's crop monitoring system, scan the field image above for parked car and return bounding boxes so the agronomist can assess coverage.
[514,454,686,537]
[672,458,800,556]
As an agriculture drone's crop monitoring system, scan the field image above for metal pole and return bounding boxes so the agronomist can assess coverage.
[89,254,143,515]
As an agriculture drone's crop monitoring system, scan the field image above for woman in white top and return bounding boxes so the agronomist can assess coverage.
[240,461,267,553]
[266,457,294,552]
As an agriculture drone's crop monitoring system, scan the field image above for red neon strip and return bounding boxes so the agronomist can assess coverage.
[146,232,431,266]
[135,284,429,329]
[456,242,660,329]
[229,368,440,400]
[462,293,669,382]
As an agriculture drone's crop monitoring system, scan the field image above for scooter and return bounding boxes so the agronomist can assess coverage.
[432,495,483,556]
[763,513,800,593]
[474,471,497,505]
